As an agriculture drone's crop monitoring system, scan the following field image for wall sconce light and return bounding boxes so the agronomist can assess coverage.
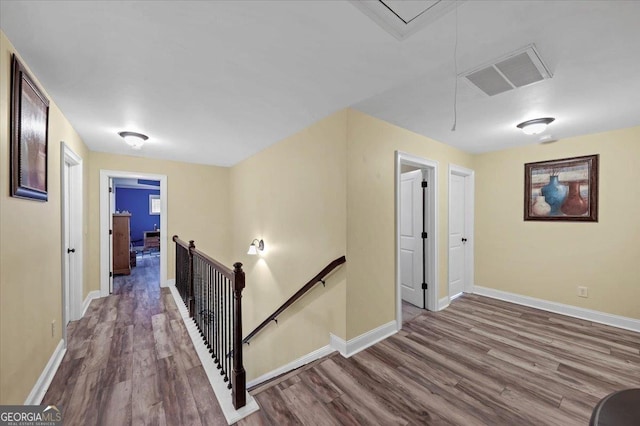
[516,117,555,135]
[118,131,149,150]
[247,239,264,255]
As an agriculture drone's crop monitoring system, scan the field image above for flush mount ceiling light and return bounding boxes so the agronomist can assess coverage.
[247,239,264,255]
[516,117,555,135]
[118,131,149,150]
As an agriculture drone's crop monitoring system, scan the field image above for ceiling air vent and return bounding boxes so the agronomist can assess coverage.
[461,44,552,96]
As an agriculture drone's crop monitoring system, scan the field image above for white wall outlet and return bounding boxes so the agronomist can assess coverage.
[51,320,56,337]
[577,286,588,298]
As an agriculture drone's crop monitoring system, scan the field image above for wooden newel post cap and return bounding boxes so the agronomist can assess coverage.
[233,262,243,272]
[188,240,195,249]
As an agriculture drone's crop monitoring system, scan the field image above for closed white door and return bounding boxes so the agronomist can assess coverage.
[449,174,466,297]
[63,163,71,325]
[400,170,424,307]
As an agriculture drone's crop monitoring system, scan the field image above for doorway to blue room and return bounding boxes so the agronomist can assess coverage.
[111,178,161,291]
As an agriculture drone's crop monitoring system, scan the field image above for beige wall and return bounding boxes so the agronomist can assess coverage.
[230,110,347,380]
[0,31,90,404]
[88,152,231,289]
[475,127,640,319]
[345,109,474,339]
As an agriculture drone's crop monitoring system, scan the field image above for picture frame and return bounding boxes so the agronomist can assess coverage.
[10,54,50,201]
[524,154,599,222]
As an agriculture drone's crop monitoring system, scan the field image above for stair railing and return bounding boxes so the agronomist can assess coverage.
[173,235,246,409]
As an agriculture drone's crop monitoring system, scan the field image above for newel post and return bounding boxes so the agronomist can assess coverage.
[232,262,246,409]
[187,240,196,317]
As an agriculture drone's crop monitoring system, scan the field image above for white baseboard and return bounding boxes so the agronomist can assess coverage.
[246,344,335,389]
[474,286,640,333]
[24,340,66,405]
[438,296,450,311]
[330,320,397,358]
[167,284,259,424]
[165,278,175,288]
[81,290,101,317]
[247,321,397,391]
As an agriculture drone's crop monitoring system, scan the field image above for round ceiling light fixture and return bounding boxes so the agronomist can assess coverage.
[516,117,555,135]
[118,131,149,150]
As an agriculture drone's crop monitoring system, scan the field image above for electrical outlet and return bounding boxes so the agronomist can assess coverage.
[51,320,56,337]
[577,286,588,298]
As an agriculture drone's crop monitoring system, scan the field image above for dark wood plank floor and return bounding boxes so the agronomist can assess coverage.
[239,294,640,426]
[43,255,227,426]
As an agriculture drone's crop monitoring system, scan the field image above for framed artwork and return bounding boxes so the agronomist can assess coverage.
[10,54,50,201]
[524,154,599,222]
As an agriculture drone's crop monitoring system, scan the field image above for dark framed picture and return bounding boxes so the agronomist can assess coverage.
[524,154,599,222]
[10,54,50,201]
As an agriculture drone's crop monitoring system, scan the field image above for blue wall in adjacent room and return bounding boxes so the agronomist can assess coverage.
[115,188,160,244]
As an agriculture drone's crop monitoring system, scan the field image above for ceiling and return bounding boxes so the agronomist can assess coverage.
[2,1,639,166]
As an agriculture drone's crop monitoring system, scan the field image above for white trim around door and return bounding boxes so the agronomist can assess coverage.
[61,143,84,343]
[395,151,439,331]
[448,164,475,298]
[99,170,168,296]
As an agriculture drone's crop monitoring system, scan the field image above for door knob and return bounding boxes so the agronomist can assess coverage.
[67,248,76,253]
[461,238,467,243]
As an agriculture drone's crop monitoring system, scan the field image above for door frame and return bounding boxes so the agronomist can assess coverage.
[395,151,439,330]
[60,143,83,344]
[99,169,168,296]
[448,164,475,300]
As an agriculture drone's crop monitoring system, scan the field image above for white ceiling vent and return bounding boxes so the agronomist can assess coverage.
[461,44,553,96]
[350,0,461,40]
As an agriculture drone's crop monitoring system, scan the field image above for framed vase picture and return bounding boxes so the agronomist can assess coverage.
[10,54,50,201]
[524,154,599,222]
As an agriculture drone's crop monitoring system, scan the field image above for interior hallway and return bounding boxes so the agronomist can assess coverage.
[43,256,226,425]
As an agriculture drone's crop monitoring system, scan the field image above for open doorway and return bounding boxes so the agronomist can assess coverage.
[395,151,438,330]
[111,178,161,293]
[99,170,167,296]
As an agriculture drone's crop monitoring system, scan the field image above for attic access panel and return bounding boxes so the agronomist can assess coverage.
[350,0,461,40]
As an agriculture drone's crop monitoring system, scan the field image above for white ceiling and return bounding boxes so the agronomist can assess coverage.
[2,1,639,166]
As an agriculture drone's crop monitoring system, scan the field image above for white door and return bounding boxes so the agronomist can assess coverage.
[63,162,72,325]
[400,170,424,307]
[109,178,114,294]
[449,174,466,297]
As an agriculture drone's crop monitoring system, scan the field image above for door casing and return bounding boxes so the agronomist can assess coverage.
[448,164,475,301]
[99,170,168,296]
[395,151,439,331]
[61,143,83,344]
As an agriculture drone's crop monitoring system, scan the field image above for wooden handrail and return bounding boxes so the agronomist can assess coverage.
[192,248,234,280]
[242,256,346,345]
[173,235,189,249]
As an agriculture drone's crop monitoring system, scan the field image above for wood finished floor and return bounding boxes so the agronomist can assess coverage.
[43,255,226,426]
[240,294,640,426]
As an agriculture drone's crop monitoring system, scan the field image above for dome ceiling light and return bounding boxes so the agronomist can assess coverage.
[118,131,149,150]
[517,117,555,135]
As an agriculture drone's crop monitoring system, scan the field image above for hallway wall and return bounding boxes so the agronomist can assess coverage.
[475,126,640,319]
[88,152,231,290]
[0,31,90,404]
[345,109,474,339]
[230,110,347,381]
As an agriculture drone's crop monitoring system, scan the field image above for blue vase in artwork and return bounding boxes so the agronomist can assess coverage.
[541,175,567,215]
